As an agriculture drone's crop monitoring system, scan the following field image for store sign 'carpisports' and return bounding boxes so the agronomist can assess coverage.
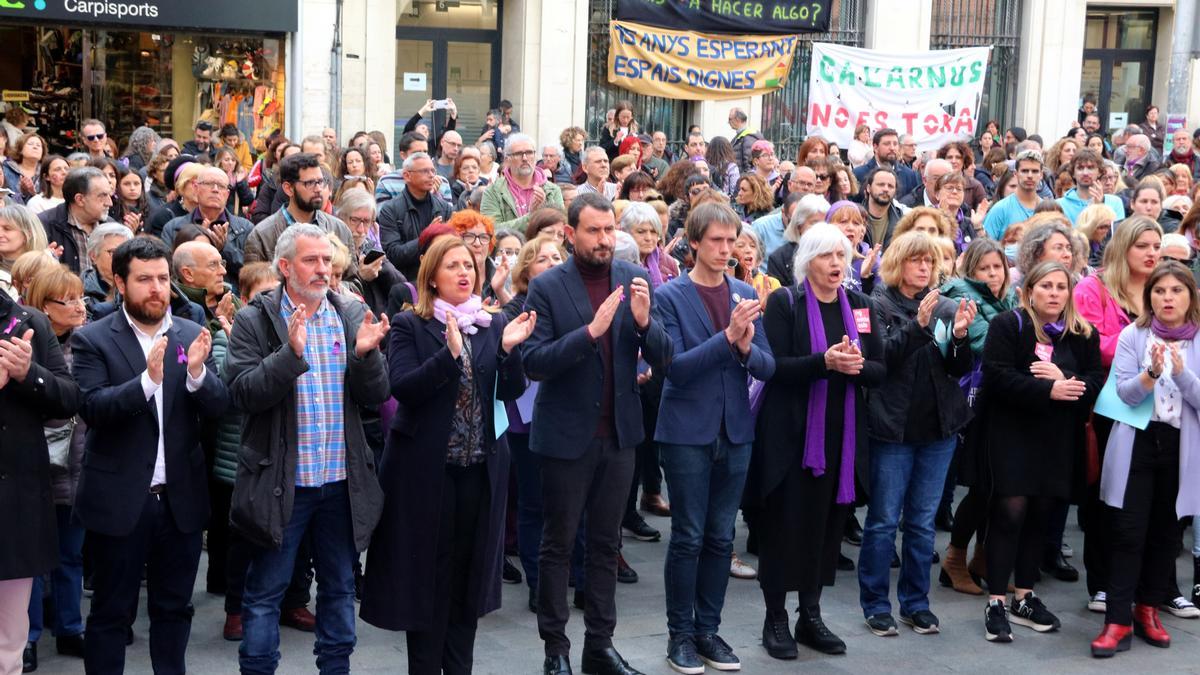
[806,42,992,152]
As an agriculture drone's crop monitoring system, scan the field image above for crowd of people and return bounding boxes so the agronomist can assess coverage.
[2,93,1200,675]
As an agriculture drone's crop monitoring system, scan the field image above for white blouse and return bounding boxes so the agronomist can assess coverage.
[1144,334,1188,429]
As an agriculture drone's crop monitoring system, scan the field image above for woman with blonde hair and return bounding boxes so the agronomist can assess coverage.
[0,204,49,299]
[848,125,872,168]
[734,174,774,223]
[1074,214,1164,614]
[1045,137,1080,176]
[893,206,955,241]
[975,260,1103,641]
[1078,204,1117,267]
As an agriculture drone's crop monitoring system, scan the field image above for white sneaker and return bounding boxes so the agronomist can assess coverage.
[730,553,757,579]
[1060,542,1073,558]
[1161,596,1200,619]
[1087,591,1107,613]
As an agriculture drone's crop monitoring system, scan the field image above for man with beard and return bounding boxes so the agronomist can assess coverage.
[243,153,356,277]
[523,192,672,675]
[983,149,1046,240]
[1167,127,1200,181]
[376,151,455,280]
[853,128,920,197]
[70,236,229,674]
[862,167,905,250]
[482,133,564,234]
[1056,149,1127,224]
[225,224,390,674]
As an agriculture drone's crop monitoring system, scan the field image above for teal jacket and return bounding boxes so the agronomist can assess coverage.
[940,276,1019,357]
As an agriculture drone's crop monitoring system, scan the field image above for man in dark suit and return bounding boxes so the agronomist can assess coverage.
[523,192,672,675]
[70,237,229,675]
[651,203,774,672]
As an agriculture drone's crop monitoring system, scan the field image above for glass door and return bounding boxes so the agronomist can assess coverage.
[446,41,491,142]
[395,39,434,146]
[1081,9,1157,132]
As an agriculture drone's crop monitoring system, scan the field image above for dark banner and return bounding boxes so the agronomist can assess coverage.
[0,0,296,33]
[616,0,831,35]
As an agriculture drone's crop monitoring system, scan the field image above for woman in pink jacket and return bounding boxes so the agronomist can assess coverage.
[1073,215,1163,615]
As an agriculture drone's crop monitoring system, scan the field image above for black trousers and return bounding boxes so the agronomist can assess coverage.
[208,480,313,615]
[406,463,488,675]
[1106,422,1183,625]
[986,495,1054,593]
[1081,415,1115,596]
[538,437,634,657]
[84,491,202,675]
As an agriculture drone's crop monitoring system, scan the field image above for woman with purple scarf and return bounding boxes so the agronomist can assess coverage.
[1092,261,1200,657]
[745,223,885,660]
[859,231,975,638]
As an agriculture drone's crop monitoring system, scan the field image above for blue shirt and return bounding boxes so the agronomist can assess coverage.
[751,210,786,274]
[281,292,347,487]
[1057,188,1126,225]
[983,193,1037,240]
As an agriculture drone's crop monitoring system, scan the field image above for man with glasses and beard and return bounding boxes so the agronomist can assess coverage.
[376,151,455,280]
[70,237,229,674]
[482,133,564,234]
[523,192,672,675]
[243,153,356,277]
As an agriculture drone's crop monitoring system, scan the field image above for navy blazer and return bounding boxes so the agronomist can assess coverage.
[70,311,229,537]
[522,257,673,458]
[652,273,774,445]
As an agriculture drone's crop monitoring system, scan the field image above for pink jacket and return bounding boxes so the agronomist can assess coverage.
[1073,274,1132,368]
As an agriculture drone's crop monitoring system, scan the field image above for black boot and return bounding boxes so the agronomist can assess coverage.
[22,642,36,673]
[795,605,846,655]
[1041,550,1079,582]
[762,609,797,660]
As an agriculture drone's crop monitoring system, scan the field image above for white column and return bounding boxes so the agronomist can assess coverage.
[339,0,398,149]
[1014,0,1088,136]
[864,0,932,52]
[506,0,592,148]
[298,0,336,138]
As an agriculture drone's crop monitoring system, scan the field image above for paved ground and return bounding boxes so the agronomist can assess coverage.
[28,497,1200,674]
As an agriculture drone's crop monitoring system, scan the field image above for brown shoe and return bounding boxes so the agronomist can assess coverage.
[939,545,983,595]
[640,493,671,518]
[222,613,243,641]
[280,606,316,632]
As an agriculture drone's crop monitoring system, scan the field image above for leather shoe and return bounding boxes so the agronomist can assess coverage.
[1091,623,1132,657]
[762,612,798,660]
[640,493,671,518]
[795,605,846,655]
[573,589,586,610]
[1133,603,1170,647]
[55,633,85,657]
[280,606,316,632]
[580,646,643,675]
[22,642,35,673]
[528,586,539,614]
[1041,551,1079,582]
[544,654,573,675]
[837,552,855,571]
[843,514,863,546]
[223,613,244,641]
[616,554,638,584]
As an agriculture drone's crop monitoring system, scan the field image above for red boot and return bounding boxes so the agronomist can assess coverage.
[1090,623,1132,657]
[1133,603,1171,648]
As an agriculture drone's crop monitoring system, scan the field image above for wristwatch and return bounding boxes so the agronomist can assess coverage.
[1147,366,1161,380]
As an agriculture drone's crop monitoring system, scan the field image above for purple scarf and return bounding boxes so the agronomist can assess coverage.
[1043,320,1066,339]
[644,247,665,288]
[1151,317,1200,341]
[433,295,492,335]
[802,278,858,504]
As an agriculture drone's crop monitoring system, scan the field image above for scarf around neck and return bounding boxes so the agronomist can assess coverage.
[433,295,492,335]
[1151,317,1199,341]
[802,278,858,504]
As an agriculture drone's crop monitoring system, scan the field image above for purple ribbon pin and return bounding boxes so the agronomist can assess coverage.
[333,341,342,356]
[3,317,17,334]
[176,345,187,364]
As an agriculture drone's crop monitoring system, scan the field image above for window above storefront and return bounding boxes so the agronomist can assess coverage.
[1085,10,1156,50]
[397,0,499,30]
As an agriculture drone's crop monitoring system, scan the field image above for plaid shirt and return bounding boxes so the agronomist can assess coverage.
[67,211,94,275]
[281,292,347,487]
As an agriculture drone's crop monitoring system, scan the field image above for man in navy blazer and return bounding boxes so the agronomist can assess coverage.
[651,203,774,672]
[523,192,671,675]
[70,237,229,675]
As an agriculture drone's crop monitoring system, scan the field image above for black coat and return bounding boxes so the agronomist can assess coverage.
[964,309,1104,501]
[377,188,454,281]
[868,285,973,442]
[360,309,524,630]
[70,310,229,537]
[37,203,91,274]
[522,257,673,457]
[0,295,81,579]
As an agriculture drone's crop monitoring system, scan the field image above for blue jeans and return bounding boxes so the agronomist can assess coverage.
[859,437,956,618]
[240,481,358,675]
[660,438,751,637]
[28,504,85,641]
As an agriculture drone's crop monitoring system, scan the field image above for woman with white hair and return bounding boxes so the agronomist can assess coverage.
[619,201,679,290]
[745,223,886,659]
[766,193,830,287]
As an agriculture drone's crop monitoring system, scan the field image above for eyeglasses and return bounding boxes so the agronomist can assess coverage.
[46,297,85,307]
[688,187,708,196]
[85,133,106,141]
[346,216,373,228]
[198,180,232,191]
[200,259,226,271]
[294,178,328,189]
[508,150,536,159]
[406,167,436,175]
[939,185,964,194]
[461,232,492,245]
[497,247,520,257]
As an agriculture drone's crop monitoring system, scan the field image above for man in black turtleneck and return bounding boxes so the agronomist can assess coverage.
[523,192,672,675]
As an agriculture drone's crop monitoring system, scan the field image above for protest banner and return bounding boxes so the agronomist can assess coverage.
[616,0,832,35]
[607,20,800,101]
[806,43,992,152]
